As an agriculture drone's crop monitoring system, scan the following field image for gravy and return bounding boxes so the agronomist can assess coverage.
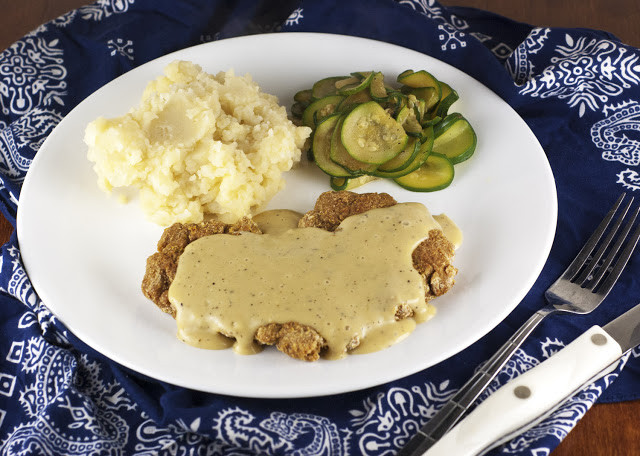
[252,209,302,234]
[169,203,455,359]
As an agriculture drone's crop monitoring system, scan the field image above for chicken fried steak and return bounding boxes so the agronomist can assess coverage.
[142,191,458,361]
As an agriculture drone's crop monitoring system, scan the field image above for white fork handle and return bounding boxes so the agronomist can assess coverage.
[425,326,623,456]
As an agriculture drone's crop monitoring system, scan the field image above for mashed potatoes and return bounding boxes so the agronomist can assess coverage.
[85,60,311,225]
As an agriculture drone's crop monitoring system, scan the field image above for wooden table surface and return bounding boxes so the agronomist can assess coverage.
[2,1,639,455]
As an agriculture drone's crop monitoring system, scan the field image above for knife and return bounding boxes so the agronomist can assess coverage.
[424,301,640,456]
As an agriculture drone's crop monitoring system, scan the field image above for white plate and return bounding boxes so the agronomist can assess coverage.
[17,33,557,398]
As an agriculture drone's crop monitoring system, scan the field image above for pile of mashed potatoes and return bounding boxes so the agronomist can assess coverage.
[85,60,311,225]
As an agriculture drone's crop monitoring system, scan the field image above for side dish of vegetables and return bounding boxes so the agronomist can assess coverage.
[291,70,476,192]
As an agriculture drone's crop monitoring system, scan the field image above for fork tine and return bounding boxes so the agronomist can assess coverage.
[591,214,640,296]
[576,196,635,286]
[587,199,639,289]
[562,193,626,281]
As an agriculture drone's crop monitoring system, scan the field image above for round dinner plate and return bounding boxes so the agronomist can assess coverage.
[17,33,557,398]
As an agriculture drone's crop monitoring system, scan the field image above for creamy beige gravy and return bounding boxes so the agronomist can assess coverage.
[252,209,302,234]
[169,203,456,359]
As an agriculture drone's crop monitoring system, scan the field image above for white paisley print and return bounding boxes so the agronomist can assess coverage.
[76,0,136,21]
[519,33,640,117]
[506,27,551,85]
[399,0,469,51]
[0,37,66,117]
[590,100,640,192]
[349,382,455,455]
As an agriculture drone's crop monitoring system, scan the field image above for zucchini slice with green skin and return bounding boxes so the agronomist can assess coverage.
[302,95,345,128]
[312,76,347,99]
[374,125,434,178]
[432,113,476,164]
[397,69,440,91]
[377,137,419,173]
[397,69,414,80]
[337,72,374,96]
[337,90,373,112]
[403,86,441,111]
[394,153,454,192]
[329,176,349,190]
[312,115,351,177]
[433,112,463,136]
[421,115,442,127]
[330,174,378,191]
[369,72,388,101]
[330,116,378,175]
[435,82,459,118]
[294,89,313,104]
[341,101,408,164]
[291,101,306,119]
[383,91,407,117]
[396,106,423,137]
[351,71,373,79]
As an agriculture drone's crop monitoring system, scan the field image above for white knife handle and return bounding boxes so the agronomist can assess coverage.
[425,326,623,456]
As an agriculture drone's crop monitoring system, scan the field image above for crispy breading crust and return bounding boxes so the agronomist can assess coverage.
[413,229,457,299]
[141,191,457,361]
[298,191,397,231]
[255,322,326,362]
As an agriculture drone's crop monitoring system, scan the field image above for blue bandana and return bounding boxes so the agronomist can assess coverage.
[1,1,639,455]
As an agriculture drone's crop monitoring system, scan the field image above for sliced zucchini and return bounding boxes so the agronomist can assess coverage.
[330,175,378,191]
[302,95,345,128]
[435,82,459,118]
[312,115,351,177]
[337,90,373,112]
[421,115,442,127]
[294,70,476,193]
[396,106,422,137]
[397,69,440,91]
[335,76,360,89]
[377,137,419,173]
[383,91,407,117]
[369,72,388,100]
[432,113,476,164]
[330,116,378,175]
[414,99,427,123]
[403,86,441,111]
[351,71,373,79]
[341,101,408,165]
[433,112,463,136]
[337,72,374,96]
[291,101,306,119]
[374,126,434,178]
[294,89,313,104]
[329,176,349,190]
[312,76,347,99]
[394,153,454,192]
[397,69,414,80]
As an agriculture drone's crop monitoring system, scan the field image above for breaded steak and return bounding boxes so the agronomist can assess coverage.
[141,191,457,361]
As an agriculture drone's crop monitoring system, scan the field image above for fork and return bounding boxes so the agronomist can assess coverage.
[398,193,640,456]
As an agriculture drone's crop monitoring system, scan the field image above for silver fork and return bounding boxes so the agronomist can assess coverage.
[398,193,640,456]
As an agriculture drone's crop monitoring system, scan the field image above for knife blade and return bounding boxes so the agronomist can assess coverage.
[423,301,640,456]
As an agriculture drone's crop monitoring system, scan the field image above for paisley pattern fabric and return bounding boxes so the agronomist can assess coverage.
[1,1,639,454]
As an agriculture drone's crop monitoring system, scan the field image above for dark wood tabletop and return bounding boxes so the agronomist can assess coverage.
[2,1,639,454]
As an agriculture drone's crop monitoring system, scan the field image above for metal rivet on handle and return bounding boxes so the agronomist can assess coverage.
[514,385,531,399]
[591,333,608,346]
